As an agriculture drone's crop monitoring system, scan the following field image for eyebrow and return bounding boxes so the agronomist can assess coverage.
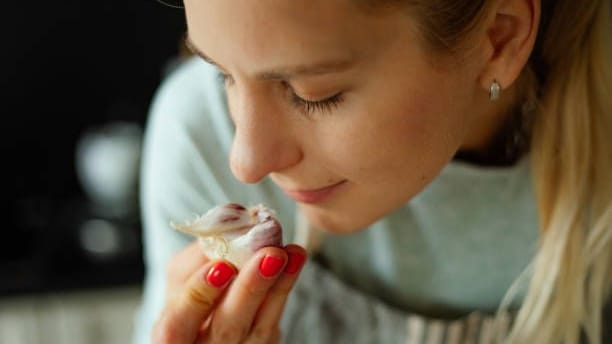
[183,32,354,79]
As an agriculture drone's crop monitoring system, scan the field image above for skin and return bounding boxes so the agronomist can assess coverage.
[155,0,539,342]
[183,0,537,232]
[155,242,307,343]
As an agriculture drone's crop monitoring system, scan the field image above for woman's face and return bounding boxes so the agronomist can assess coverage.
[184,0,491,232]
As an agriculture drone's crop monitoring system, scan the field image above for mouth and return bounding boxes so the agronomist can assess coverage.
[282,180,347,204]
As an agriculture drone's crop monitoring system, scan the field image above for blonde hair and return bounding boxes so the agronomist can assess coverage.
[395,0,612,342]
[506,1,612,342]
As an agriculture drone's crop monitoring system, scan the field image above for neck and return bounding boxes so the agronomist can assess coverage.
[456,83,530,166]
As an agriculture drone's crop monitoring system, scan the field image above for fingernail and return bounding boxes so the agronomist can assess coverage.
[206,261,236,288]
[259,255,286,278]
[285,252,306,274]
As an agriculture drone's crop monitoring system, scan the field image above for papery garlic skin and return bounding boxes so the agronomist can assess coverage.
[171,203,255,236]
[171,203,283,268]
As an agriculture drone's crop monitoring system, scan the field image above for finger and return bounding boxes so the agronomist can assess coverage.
[166,240,209,297]
[154,260,237,344]
[207,247,288,343]
[269,327,281,344]
[240,327,281,344]
[248,245,307,343]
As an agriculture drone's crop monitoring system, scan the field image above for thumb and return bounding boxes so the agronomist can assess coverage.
[154,260,237,343]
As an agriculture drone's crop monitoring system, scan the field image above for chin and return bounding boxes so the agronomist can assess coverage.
[300,205,375,234]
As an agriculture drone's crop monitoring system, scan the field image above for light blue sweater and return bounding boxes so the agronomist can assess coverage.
[132,57,540,343]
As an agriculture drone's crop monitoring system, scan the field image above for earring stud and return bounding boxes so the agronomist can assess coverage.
[489,79,501,101]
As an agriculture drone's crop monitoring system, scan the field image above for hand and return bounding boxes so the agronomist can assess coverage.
[153,241,307,344]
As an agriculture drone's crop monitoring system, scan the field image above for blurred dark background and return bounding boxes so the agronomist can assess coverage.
[1,1,186,296]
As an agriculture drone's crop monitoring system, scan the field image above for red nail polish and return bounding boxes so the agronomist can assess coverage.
[259,255,286,277]
[285,252,306,274]
[206,262,236,288]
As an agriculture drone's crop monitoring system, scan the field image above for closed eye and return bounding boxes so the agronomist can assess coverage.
[291,92,344,115]
[217,71,344,116]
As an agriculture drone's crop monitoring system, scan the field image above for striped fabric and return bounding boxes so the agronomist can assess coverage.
[405,311,513,344]
[283,212,517,344]
[281,258,516,344]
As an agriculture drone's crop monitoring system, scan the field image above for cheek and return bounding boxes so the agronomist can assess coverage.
[316,87,467,184]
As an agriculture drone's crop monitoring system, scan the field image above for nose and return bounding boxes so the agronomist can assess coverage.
[229,89,302,183]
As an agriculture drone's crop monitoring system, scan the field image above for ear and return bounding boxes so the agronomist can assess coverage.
[478,0,540,92]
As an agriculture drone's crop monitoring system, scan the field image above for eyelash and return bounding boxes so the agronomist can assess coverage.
[217,72,344,116]
[290,91,344,115]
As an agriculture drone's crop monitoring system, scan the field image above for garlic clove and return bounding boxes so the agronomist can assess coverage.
[171,203,255,236]
[171,203,283,268]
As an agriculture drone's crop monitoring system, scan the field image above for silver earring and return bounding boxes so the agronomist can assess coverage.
[489,79,501,101]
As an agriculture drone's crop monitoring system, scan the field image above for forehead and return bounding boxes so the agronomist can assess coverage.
[183,0,413,71]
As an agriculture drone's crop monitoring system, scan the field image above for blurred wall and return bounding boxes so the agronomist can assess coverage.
[1,0,186,295]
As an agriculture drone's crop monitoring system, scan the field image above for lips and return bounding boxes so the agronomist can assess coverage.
[171,203,282,268]
[282,180,347,204]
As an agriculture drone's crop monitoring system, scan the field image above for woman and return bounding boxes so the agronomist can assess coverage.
[133,0,611,343]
